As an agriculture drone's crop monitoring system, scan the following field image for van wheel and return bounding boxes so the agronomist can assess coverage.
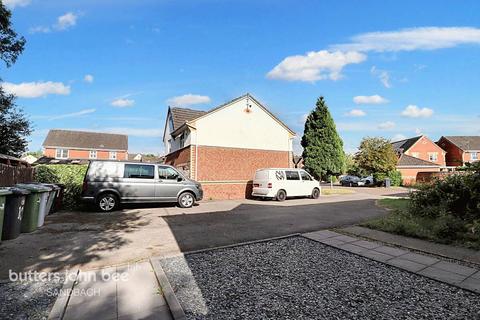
[97,193,118,212]
[178,192,195,208]
[311,188,320,199]
[276,189,286,202]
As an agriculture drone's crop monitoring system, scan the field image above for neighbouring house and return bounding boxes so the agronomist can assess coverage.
[391,135,446,185]
[42,129,128,161]
[127,153,165,163]
[436,136,480,167]
[20,154,38,164]
[163,93,296,199]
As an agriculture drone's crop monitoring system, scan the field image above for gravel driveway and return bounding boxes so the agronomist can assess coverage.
[161,237,480,320]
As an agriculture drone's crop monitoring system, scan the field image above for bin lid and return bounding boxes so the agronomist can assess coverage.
[22,182,55,191]
[16,183,52,193]
[38,183,60,191]
[8,187,31,195]
[0,188,13,196]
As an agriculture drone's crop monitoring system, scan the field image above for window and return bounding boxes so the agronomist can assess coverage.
[428,152,438,162]
[275,171,285,180]
[55,149,68,159]
[411,152,420,158]
[109,152,117,160]
[285,170,300,181]
[89,150,97,159]
[471,152,478,161]
[179,133,185,148]
[300,171,312,181]
[124,164,154,179]
[158,166,180,180]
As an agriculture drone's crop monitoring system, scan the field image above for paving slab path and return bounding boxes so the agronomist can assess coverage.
[49,261,173,320]
[303,230,480,294]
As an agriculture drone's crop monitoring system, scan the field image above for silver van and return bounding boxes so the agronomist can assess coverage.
[81,161,203,211]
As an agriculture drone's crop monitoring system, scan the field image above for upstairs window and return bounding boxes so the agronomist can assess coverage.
[55,149,68,159]
[89,150,97,159]
[411,152,420,158]
[179,133,186,148]
[471,152,478,161]
[124,164,154,179]
[109,152,117,160]
[428,152,438,162]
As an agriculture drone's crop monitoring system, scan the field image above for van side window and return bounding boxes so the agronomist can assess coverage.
[158,166,179,180]
[300,171,312,181]
[124,164,154,179]
[285,171,300,180]
[275,171,285,180]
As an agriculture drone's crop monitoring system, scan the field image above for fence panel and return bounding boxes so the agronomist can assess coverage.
[0,163,35,187]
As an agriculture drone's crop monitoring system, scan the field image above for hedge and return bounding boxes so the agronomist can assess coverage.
[35,164,88,209]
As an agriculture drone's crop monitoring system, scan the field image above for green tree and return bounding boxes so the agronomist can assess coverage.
[355,137,398,174]
[301,96,345,180]
[0,2,30,157]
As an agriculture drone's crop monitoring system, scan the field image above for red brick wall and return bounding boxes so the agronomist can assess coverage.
[398,167,440,185]
[196,145,290,199]
[405,136,446,166]
[44,148,127,160]
[437,137,464,167]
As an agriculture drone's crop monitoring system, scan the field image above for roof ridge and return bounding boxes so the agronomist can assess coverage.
[49,129,128,137]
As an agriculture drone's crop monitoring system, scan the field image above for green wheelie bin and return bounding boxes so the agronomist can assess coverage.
[0,188,13,243]
[2,187,30,241]
[16,183,51,232]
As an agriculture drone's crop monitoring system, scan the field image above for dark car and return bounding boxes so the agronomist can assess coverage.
[340,175,361,187]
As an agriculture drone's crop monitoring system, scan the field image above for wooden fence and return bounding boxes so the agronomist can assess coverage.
[0,163,35,187]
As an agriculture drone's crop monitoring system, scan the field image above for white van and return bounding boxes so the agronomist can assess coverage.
[252,168,321,201]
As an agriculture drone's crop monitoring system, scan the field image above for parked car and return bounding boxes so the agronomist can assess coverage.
[340,175,361,187]
[252,168,321,201]
[359,175,374,186]
[81,161,203,212]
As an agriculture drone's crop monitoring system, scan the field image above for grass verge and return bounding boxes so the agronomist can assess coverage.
[363,198,480,250]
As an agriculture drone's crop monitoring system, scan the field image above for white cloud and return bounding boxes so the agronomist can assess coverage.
[3,0,30,8]
[401,105,434,118]
[266,50,366,82]
[392,134,407,142]
[353,94,389,105]
[49,109,96,120]
[371,66,391,88]
[84,74,94,83]
[55,12,77,30]
[167,94,211,107]
[332,27,480,52]
[345,109,366,117]
[2,81,70,98]
[415,128,423,135]
[111,98,135,108]
[378,121,396,130]
[29,26,51,34]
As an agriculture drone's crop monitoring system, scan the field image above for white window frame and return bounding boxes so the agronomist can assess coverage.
[89,150,97,159]
[428,152,438,162]
[109,151,117,160]
[411,152,420,158]
[471,152,478,161]
[55,148,69,159]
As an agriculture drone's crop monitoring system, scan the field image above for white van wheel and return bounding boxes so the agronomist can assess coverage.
[311,188,320,199]
[178,192,195,208]
[276,190,286,202]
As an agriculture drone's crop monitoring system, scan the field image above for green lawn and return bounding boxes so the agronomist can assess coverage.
[364,198,480,250]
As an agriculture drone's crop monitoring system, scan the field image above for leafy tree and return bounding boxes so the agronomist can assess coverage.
[301,96,345,180]
[345,153,366,177]
[0,2,30,157]
[355,137,397,174]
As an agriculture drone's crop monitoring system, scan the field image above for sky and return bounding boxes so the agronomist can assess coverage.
[3,0,480,155]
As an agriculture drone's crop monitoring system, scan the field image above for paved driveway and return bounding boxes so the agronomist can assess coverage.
[0,191,397,279]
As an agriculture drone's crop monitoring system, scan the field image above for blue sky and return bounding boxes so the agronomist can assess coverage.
[3,0,480,155]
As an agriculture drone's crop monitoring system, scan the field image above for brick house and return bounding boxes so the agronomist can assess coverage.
[391,135,446,185]
[163,93,295,199]
[42,129,128,161]
[436,136,480,167]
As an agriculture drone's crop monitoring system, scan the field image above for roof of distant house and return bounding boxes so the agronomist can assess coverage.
[391,136,422,154]
[43,129,128,150]
[397,154,439,167]
[168,93,295,136]
[441,136,480,151]
[127,153,165,163]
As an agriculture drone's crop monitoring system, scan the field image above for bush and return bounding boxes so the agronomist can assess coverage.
[372,170,402,187]
[34,164,88,209]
